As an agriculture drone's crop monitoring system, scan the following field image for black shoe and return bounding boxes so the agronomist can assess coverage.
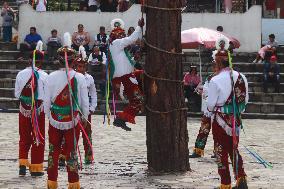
[58,158,66,167]
[19,165,26,176]
[233,178,248,189]
[113,118,131,131]
[30,172,44,177]
[211,154,216,158]
[189,153,201,158]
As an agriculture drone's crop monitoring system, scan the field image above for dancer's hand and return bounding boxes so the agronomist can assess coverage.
[138,18,144,28]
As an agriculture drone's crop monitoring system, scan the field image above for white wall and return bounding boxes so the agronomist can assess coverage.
[262,19,284,45]
[18,4,262,52]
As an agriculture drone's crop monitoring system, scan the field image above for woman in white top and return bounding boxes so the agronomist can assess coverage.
[35,0,47,12]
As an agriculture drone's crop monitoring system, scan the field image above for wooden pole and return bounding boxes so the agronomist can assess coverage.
[145,0,190,172]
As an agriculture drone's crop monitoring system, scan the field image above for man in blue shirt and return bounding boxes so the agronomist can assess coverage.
[18,27,42,60]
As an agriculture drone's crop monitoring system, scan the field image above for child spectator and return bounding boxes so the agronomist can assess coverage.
[72,24,90,51]
[88,46,106,65]
[253,34,278,63]
[47,29,62,61]
[264,55,280,93]
[94,26,109,54]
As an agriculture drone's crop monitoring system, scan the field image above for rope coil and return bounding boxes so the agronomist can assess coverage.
[142,4,185,11]
[145,105,188,114]
[144,71,183,83]
[143,38,184,55]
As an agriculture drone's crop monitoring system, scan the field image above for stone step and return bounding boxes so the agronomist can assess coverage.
[184,62,284,73]
[246,102,284,114]
[244,72,284,82]
[0,51,21,60]
[248,82,284,93]
[241,113,284,120]
[248,92,284,103]
[0,42,17,51]
[183,52,284,63]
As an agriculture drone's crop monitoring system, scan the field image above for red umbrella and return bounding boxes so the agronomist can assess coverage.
[181,27,241,49]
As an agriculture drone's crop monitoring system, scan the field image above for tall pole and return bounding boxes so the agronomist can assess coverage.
[145,0,190,172]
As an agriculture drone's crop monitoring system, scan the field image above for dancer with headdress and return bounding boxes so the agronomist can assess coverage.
[15,40,47,176]
[207,38,249,189]
[108,18,144,131]
[74,45,97,164]
[45,32,89,189]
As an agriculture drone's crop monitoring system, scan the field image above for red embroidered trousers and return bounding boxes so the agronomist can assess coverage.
[19,111,45,169]
[212,118,246,185]
[82,115,93,161]
[47,124,80,183]
[112,73,143,124]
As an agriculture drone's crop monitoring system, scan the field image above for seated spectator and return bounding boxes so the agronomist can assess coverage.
[18,27,42,59]
[35,0,47,12]
[72,24,90,51]
[183,66,201,102]
[94,26,109,54]
[88,46,107,97]
[47,29,62,61]
[264,55,280,93]
[100,0,118,12]
[1,2,15,42]
[88,46,106,65]
[118,0,129,12]
[88,0,100,11]
[253,34,278,63]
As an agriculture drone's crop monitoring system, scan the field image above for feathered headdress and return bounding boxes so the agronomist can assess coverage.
[214,37,230,58]
[57,32,76,63]
[30,40,44,61]
[74,45,88,66]
[110,18,126,41]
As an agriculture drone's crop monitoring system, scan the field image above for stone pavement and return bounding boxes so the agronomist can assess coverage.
[0,113,283,189]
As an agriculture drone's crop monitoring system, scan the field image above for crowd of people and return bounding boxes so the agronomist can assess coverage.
[15,18,144,189]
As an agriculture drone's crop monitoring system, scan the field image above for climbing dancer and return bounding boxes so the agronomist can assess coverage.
[45,33,89,189]
[109,18,144,131]
[15,41,47,177]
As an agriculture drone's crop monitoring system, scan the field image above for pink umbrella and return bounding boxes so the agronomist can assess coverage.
[181,27,241,49]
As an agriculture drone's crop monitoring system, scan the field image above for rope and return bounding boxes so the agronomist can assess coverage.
[142,4,184,11]
[145,105,187,114]
[144,70,183,83]
[143,38,184,55]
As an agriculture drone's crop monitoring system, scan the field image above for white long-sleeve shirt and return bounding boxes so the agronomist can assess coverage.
[109,26,142,78]
[85,73,97,112]
[44,69,89,130]
[207,68,249,112]
[15,67,48,101]
[88,52,106,65]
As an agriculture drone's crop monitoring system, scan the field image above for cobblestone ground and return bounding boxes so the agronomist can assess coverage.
[0,113,283,189]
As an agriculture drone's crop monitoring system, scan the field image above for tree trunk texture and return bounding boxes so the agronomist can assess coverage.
[145,0,190,172]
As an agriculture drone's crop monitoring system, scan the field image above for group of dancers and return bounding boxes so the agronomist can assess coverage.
[15,16,249,189]
[15,18,145,189]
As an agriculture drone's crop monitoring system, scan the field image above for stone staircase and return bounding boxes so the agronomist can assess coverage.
[0,41,284,119]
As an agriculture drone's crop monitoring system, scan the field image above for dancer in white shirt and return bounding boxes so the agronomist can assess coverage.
[45,33,89,189]
[109,18,144,131]
[15,41,47,177]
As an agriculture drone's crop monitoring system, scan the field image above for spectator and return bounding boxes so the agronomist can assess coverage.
[88,0,100,11]
[183,66,201,102]
[88,46,106,65]
[1,2,14,42]
[88,46,107,97]
[118,0,129,12]
[47,29,62,61]
[253,34,278,63]
[94,26,109,54]
[18,27,42,60]
[72,24,90,51]
[35,0,47,12]
[79,0,88,11]
[264,55,280,93]
[216,25,223,32]
[100,0,118,12]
